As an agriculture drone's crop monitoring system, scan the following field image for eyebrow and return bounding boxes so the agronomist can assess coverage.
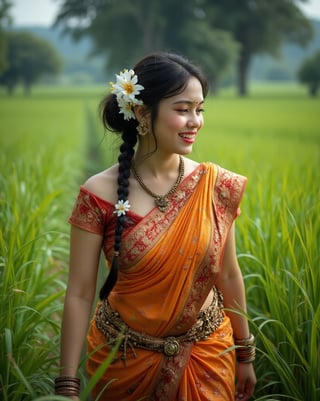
[173,99,204,106]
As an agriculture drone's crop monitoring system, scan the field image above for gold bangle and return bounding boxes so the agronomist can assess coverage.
[234,333,255,346]
[235,334,256,363]
[55,376,80,384]
[54,376,80,396]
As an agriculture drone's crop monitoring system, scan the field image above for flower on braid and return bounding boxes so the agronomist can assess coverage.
[113,199,131,216]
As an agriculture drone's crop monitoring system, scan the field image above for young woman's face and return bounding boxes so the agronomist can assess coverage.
[152,77,205,156]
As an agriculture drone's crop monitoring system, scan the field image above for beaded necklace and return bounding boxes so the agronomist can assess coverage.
[131,156,184,212]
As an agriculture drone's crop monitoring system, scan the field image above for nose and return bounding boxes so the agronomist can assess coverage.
[187,112,202,129]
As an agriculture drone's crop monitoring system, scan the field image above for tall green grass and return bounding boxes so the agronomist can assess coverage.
[0,84,319,400]
[238,167,319,400]
[195,94,320,400]
[0,94,88,400]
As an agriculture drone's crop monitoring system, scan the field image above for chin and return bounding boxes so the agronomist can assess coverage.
[179,147,193,155]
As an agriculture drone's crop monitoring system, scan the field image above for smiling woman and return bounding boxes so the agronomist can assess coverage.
[134,76,204,157]
[55,52,256,401]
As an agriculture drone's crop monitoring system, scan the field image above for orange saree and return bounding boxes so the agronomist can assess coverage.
[69,162,247,401]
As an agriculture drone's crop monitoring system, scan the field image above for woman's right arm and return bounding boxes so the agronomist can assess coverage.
[59,225,102,379]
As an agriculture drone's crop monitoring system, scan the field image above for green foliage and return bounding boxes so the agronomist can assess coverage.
[54,0,239,87]
[55,0,314,96]
[0,0,12,23]
[205,0,314,95]
[239,185,320,400]
[298,49,320,96]
[0,0,12,73]
[0,92,88,400]
[179,24,239,90]
[0,31,63,94]
[0,31,7,73]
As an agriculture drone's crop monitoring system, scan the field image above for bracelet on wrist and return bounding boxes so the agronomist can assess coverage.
[234,333,256,363]
[54,376,80,397]
[234,333,255,346]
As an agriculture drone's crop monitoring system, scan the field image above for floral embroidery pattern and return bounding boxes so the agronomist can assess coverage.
[68,189,109,235]
[151,343,192,401]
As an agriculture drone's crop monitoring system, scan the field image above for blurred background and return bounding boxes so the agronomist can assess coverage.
[0,0,319,95]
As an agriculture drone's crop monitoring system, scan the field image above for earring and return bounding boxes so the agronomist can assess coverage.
[137,120,148,136]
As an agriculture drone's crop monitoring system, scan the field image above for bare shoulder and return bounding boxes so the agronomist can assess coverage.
[83,164,119,204]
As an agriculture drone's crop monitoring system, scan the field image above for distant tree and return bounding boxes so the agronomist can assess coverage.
[298,50,320,96]
[207,0,314,96]
[0,0,12,73]
[0,31,62,94]
[179,22,239,92]
[54,0,239,90]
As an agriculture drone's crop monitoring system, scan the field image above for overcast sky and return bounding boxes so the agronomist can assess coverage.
[10,0,320,26]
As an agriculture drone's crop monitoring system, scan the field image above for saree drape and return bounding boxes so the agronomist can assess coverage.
[69,162,247,401]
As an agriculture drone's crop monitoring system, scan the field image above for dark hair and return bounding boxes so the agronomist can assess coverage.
[99,52,208,300]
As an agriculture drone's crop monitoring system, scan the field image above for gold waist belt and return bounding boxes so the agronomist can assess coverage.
[95,287,224,359]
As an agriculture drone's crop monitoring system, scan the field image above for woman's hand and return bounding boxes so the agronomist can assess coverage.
[235,363,256,401]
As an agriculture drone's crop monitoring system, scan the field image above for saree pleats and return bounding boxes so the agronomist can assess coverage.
[69,162,247,400]
[177,317,235,401]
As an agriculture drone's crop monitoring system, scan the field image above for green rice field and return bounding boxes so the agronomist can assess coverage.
[0,83,319,400]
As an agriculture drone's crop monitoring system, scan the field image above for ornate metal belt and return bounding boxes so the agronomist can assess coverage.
[95,287,224,359]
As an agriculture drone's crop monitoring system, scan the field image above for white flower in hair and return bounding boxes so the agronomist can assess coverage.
[117,96,136,120]
[112,69,144,101]
[114,199,131,216]
[110,69,144,120]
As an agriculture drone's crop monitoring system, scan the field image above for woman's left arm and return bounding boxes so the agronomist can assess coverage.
[215,222,257,401]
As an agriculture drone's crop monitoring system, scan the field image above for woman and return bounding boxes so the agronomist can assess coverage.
[55,52,256,401]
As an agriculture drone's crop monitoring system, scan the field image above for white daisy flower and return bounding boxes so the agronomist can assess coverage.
[110,69,144,120]
[112,69,144,101]
[117,96,136,121]
[114,199,131,216]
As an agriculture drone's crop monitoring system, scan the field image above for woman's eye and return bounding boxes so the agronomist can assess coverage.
[176,107,204,114]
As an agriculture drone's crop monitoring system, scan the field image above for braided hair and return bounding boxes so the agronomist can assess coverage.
[99,52,208,300]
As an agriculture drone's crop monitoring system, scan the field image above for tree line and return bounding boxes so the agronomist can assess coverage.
[0,1,62,94]
[0,0,320,95]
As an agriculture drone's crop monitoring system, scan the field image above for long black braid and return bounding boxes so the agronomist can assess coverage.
[99,129,137,300]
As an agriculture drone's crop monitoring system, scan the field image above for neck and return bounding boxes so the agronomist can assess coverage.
[131,155,185,212]
[133,152,181,177]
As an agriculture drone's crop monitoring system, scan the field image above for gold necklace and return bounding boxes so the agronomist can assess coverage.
[131,156,184,212]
